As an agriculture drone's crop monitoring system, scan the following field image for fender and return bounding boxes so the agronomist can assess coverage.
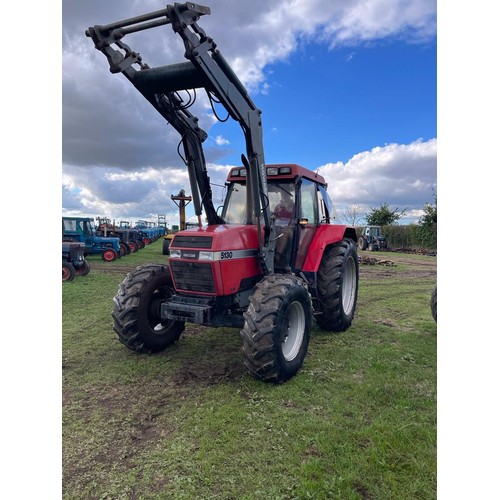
[301,225,357,273]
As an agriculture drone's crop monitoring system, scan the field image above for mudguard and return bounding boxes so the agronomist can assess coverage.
[301,225,357,273]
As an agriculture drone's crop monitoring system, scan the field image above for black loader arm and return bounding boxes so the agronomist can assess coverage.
[86,2,276,274]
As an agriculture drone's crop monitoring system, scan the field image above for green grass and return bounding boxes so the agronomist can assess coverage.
[63,240,437,499]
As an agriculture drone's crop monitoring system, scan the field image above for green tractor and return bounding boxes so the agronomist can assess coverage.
[357,226,388,251]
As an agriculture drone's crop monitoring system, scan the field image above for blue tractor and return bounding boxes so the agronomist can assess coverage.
[62,241,90,281]
[62,217,121,261]
[134,220,157,245]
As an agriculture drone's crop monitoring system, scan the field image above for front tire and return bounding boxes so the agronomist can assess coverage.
[112,264,185,353]
[62,262,75,281]
[358,236,367,251]
[74,259,91,276]
[241,275,312,383]
[316,238,359,332]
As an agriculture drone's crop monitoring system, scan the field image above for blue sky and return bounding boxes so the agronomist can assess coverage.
[61,0,437,226]
[219,40,436,166]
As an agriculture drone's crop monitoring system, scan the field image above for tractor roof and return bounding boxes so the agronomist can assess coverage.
[227,163,327,186]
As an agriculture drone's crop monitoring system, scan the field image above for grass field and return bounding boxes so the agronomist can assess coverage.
[62,238,437,499]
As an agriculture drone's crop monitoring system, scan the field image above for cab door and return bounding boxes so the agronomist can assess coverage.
[294,179,319,269]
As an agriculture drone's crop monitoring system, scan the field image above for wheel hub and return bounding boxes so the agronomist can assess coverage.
[281,301,305,361]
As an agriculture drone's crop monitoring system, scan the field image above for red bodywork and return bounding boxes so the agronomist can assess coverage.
[168,163,356,298]
[169,223,355,297]
[227,163,327,185]
[169,225,261,297]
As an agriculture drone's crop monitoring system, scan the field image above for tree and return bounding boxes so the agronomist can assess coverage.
[338,204,365,226]
[419,193,437,227]
[365,203,407,226]
[417,193,437,248]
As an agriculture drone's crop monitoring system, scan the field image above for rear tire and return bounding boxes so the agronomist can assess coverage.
[112,264,185,353]
[241,275,312,383]
[62,261,75,281]
[316,238,359,332]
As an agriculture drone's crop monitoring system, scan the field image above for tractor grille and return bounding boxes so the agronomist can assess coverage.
[170,261,215,293]
[171,235,213,249]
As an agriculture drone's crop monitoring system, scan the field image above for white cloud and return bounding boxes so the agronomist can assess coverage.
[215,135,230,146]
[320,138,437,220]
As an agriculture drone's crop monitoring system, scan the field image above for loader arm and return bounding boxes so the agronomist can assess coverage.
[86,2,276,274]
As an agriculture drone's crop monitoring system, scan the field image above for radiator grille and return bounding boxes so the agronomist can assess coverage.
[171,235,213,249]
[170,261,215,293]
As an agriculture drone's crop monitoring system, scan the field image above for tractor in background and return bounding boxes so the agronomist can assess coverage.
[134,220,159,245]
[95,217,146,254]
[119,221,145,249]
[95,217,132,256]
[62,217,121,261]
[357,226,387,251]
[62,241,90,281]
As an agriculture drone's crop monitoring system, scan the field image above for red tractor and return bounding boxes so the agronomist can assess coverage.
[87,2,359,383]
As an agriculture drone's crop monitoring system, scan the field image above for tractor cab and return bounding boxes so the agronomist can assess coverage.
[222,164,336,271]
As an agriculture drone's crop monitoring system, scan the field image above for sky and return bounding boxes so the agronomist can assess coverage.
[5,2,500,497]
[62,0,437,226]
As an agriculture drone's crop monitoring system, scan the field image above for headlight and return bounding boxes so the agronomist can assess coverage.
[198,251,214,261]
[169,249,181,259]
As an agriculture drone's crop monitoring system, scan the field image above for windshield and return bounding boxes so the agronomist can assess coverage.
[222,181,296,224]
[222,183,247,223]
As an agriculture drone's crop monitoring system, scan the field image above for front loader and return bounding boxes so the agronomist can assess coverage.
[87,2,359,383]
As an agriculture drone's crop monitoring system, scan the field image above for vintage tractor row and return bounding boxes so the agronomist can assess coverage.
[135,220,165,244]
[95,217,148,255]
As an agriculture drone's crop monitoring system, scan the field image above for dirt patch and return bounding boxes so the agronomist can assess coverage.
[359,252,436,280]
[172,358,246,386]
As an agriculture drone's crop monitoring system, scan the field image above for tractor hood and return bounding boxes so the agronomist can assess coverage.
[168,224,262,297]
[169,224,260,257]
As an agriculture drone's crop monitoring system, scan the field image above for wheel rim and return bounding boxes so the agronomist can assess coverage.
[148,292,171,334]
[103,250,114,261]
[342,256,357,315]
[281,300,305,361]
[62,267,71,280]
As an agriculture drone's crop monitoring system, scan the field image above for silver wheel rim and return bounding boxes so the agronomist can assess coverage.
[281,301,305,361]
[342,256,357,315]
